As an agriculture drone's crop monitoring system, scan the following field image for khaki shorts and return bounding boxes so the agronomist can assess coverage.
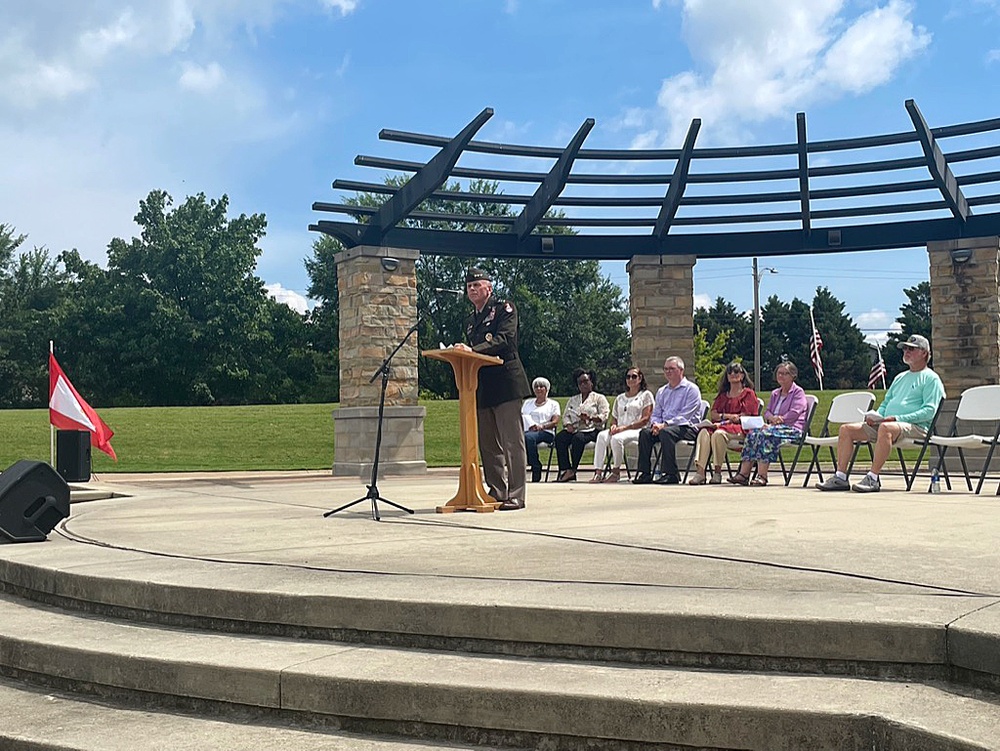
[860,421,926,443]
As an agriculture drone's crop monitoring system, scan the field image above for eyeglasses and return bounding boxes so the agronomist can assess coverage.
[663,366,679,372]
[626,374,640,380]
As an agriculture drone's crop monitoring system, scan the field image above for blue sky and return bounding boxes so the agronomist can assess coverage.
[2,0,999,342]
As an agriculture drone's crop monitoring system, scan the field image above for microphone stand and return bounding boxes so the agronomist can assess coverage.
[324,316,420,521]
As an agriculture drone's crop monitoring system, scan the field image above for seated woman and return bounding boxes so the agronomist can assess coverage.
[689,361,759,485]
[591,367,654,484]
[554,368,610,482]
[522,377,561,483]
[729,361,808,486]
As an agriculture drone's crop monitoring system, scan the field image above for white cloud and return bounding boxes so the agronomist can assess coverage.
[321,0,359,15]
[179,61,226,92]
[856,309,902,347]
[266,283,311,314]
[634,0,931,147]
[693,292,711,310]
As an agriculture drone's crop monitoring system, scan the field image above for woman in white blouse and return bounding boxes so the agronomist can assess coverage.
[521,377,561,483]
[591,367,654,483]
[554,368,610,482]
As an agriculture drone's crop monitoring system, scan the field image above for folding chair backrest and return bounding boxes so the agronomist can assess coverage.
[825,391,876,424]
[700,399,710,419]
[955,384,1000,422]
[802,394,820,434]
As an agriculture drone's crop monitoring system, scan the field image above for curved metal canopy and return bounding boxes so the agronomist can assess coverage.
[311,100,1000,260]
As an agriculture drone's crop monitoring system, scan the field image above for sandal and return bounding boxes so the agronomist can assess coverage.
[603,469,621,483]
[750,476,768,486]
[727,473,750,486]
[589,471,605,484]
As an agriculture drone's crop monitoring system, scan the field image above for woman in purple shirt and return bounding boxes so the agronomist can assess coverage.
[728,361,808,487]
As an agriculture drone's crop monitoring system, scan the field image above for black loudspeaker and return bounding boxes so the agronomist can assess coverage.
[0,460,70,543]
[56,429,91,482]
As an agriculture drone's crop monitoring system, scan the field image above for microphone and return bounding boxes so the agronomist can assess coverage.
[433,287,464,298]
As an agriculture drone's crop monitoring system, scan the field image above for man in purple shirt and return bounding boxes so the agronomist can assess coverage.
[633,356,703,485]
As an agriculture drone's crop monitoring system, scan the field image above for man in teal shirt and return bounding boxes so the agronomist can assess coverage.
[817,334,945,493]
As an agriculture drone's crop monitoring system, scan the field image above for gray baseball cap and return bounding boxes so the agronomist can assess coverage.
[897,334,930,352]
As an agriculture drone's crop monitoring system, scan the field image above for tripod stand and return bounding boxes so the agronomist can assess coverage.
[324,319,418,521]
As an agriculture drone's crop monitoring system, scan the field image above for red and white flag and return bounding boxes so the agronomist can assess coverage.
[868,351,887,390]
[809,326,824,378]
[49,353,117,460]
[808,306,824,390]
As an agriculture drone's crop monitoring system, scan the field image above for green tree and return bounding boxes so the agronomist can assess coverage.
[807,287,870,390]
[0,225,66,407]
[54,191,314,406]
[694,298,752,366]
[693,326,730,396]
[302,234,340,402]
[881,281,931,375]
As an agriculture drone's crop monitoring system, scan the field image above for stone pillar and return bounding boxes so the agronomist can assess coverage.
[928,237,1000,395]
[332,246,426,478]
[627,254,697,384]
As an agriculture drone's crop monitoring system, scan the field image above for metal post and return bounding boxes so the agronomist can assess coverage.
[752,259,777,389]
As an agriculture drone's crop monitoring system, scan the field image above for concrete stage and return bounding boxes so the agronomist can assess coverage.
[1,468,1000,750]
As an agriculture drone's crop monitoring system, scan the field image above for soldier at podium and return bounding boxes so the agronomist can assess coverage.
[451,267,531,510]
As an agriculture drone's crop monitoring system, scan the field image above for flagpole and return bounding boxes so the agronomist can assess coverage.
[877,341,887,390]
[49,340,55,466]
[809,306,824,391]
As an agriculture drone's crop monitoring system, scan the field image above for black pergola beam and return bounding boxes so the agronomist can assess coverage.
[654,119,701,238]
[358,108,494,246]
[311,213,1000,261]
[906,99,969,222]
[513,119,594,240]
[796,112,811,235]
[316,103,1000,260]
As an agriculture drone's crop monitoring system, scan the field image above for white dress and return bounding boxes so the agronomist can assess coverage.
[593,390,654,469]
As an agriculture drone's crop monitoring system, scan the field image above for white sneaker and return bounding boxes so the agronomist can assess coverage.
[709,471,723,485]
[688,472,707,486]
[815,475,850,491]
[852,474,881,493]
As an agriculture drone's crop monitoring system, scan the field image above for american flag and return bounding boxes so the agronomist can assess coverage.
[868,351,887,389]
[809,326,824,379]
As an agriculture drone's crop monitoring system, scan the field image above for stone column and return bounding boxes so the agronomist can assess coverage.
[927,237,1000,394]
[627,254,697,384]
[332,246,426,478]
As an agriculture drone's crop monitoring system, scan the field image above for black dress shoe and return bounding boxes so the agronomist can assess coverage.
[632,474,653,485]
[497,501,524,511]
[654,475,680,485]
[531,469,542,483]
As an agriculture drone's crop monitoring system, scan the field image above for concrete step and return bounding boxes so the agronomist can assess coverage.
[1,594,998,750]
[0,677,510,751]
[2,540,996,683]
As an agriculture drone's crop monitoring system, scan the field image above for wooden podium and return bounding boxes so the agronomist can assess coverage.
[422,348,502,513]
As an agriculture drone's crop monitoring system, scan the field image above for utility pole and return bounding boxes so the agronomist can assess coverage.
[752,258,777,389]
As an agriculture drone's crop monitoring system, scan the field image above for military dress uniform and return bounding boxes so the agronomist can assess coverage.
[465,291,531,509]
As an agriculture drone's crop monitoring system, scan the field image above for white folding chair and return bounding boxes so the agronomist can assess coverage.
[924,385,1000,494]
[797,391,876,487]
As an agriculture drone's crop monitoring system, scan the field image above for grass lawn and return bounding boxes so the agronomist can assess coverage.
[0,389,886,473]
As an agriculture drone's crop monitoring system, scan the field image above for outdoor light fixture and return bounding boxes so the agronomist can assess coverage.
[541,236,554,252]
[950,248,973,264]
[380,257,400,272]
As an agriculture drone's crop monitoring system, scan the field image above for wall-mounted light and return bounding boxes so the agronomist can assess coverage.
[950,247,973,264]
[827,230,841,247]
[380,257,400,272]
[541,236,554,253]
